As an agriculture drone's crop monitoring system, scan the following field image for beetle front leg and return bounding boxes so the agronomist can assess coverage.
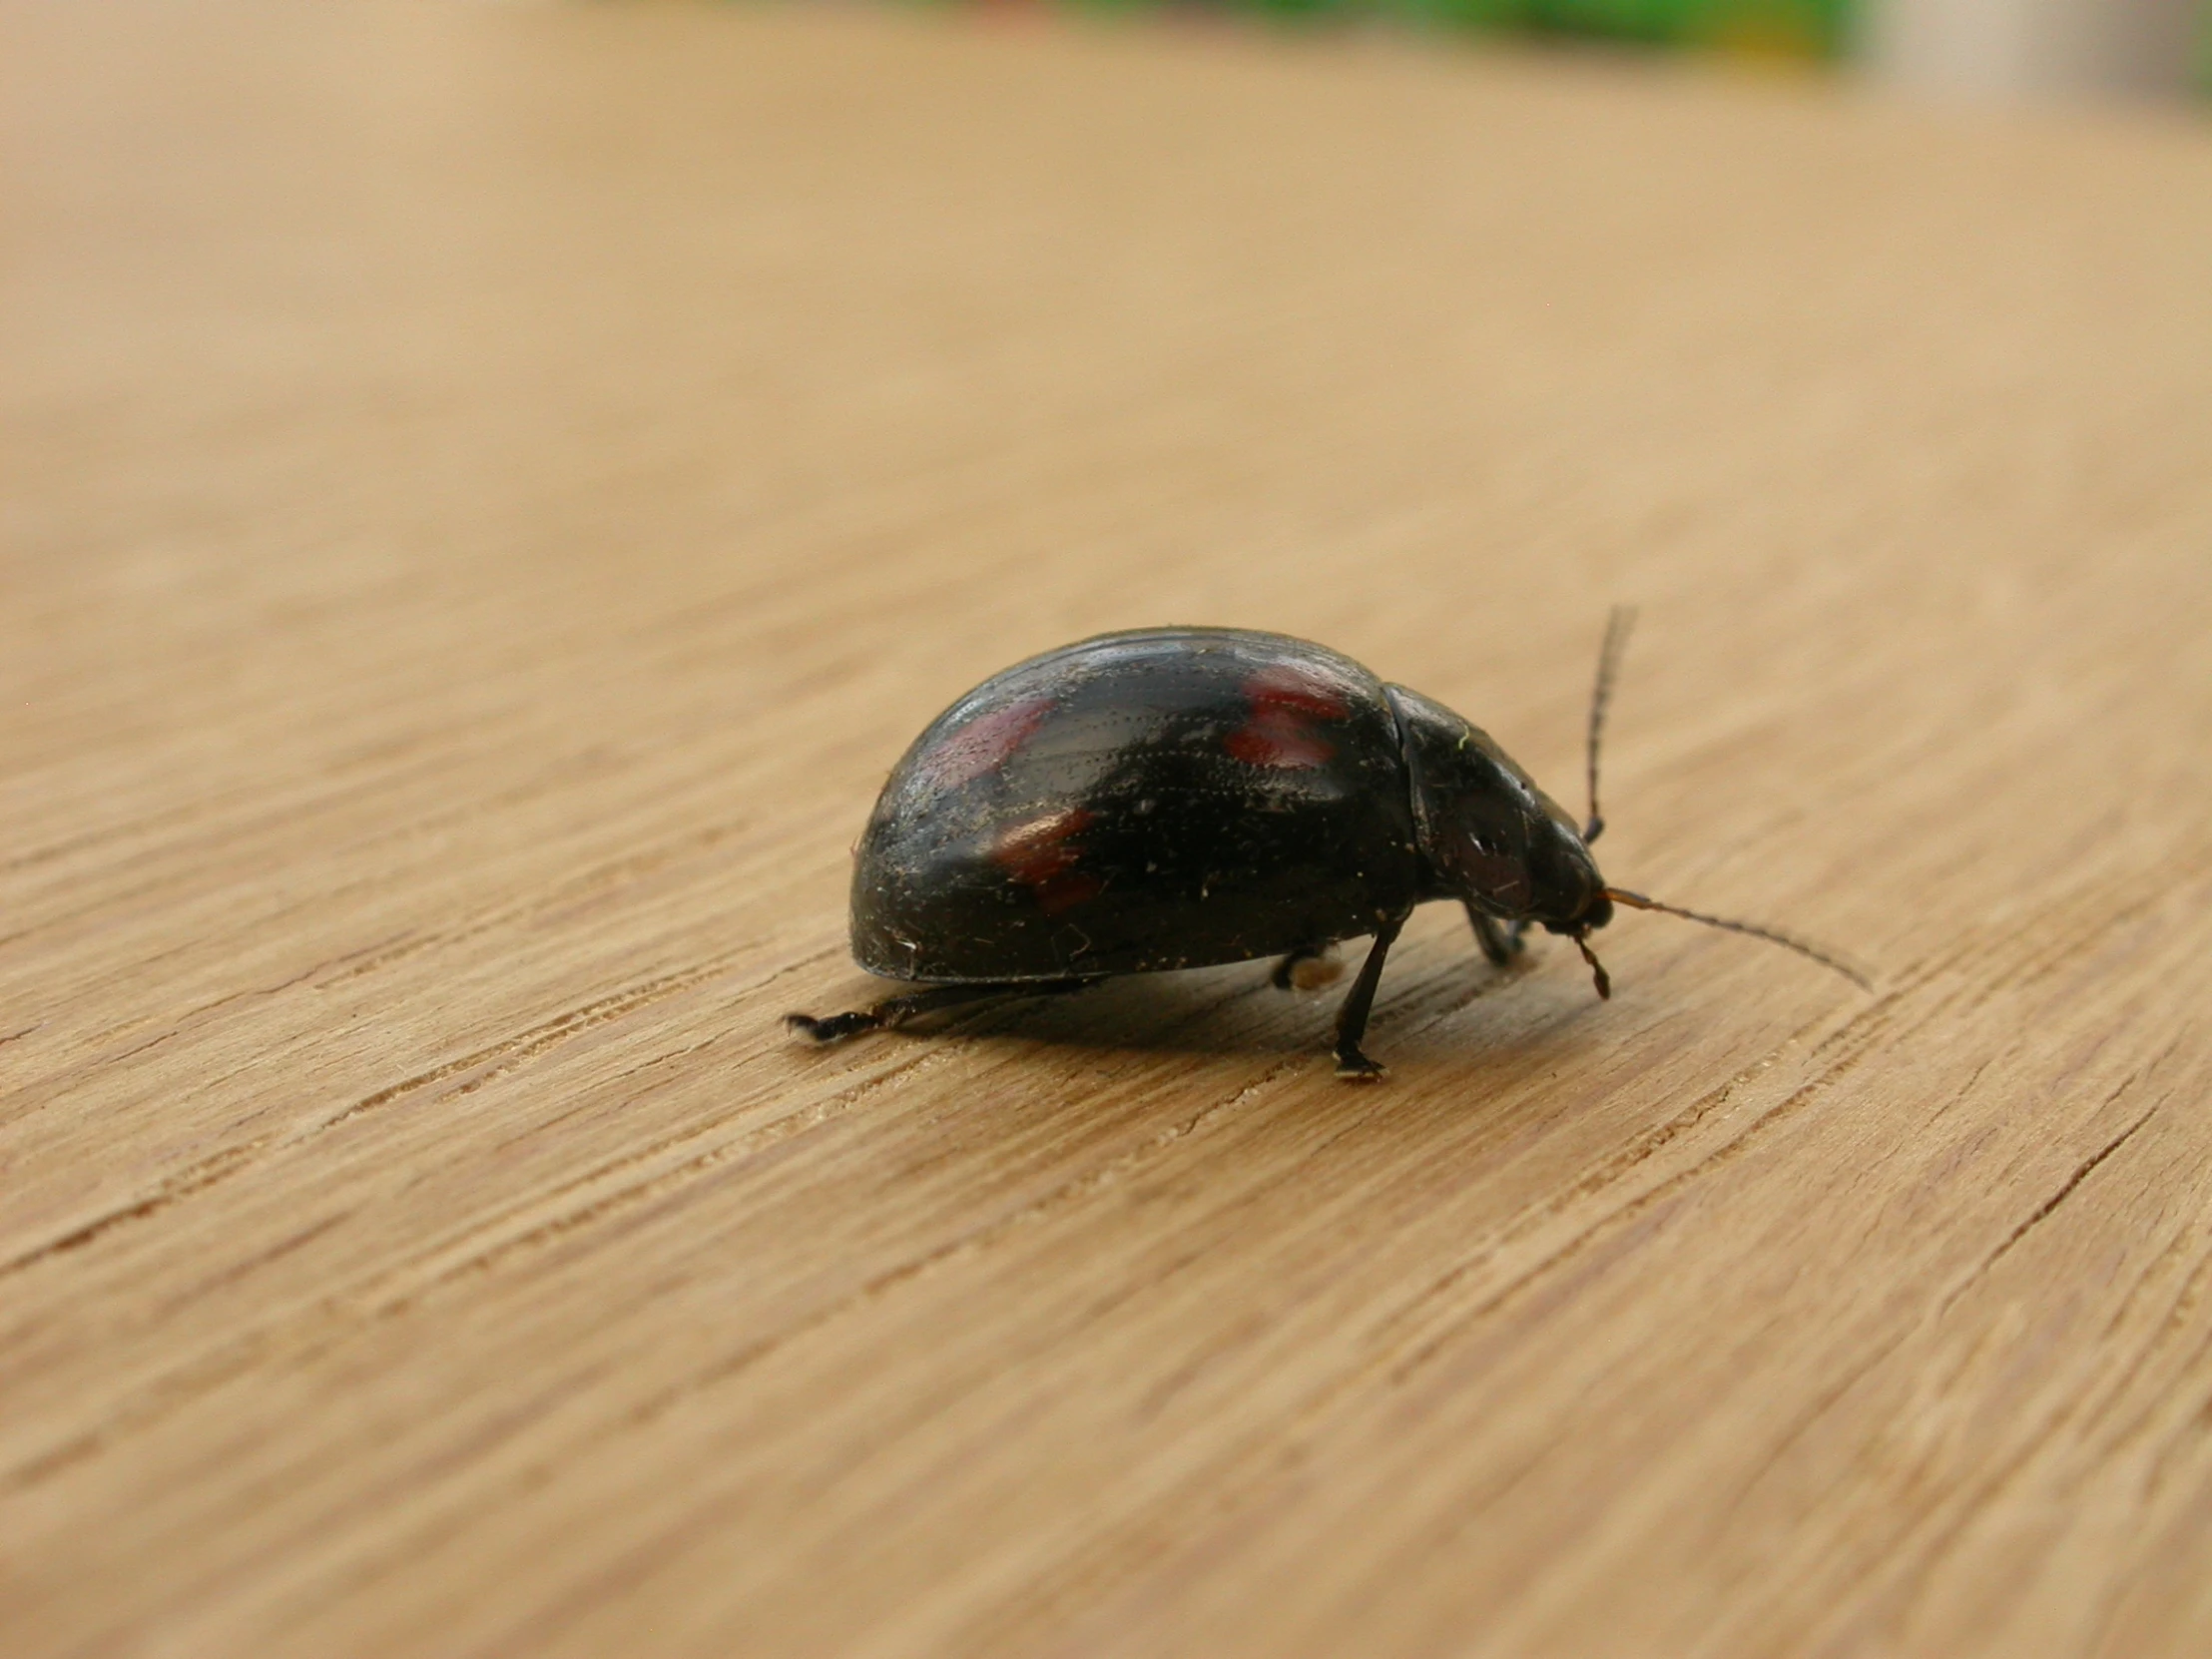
[1332,911,1408,1080]
[1464,904,1525,969]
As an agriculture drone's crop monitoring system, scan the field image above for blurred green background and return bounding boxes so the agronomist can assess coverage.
[1258,0,1848,59]
[932,0,2212,88]
[1055,0,1852,58]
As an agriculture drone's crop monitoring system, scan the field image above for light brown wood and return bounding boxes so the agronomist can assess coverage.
[6,3,2212,1654]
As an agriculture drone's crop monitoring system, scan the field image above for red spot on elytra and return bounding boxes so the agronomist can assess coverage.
[1225,664,1349,770]
[925,696,1053,789]
[992,807,1102,914]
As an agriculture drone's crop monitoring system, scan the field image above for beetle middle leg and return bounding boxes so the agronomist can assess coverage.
[1271,943,1344,991]
[1465,904,1526,969]
[787,978,1091,1044]
[1333,911,1408,1081]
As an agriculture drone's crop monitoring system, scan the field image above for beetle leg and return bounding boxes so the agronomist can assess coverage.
[1271,944,1343,991]
[787,978,1089,1044]
[1332,911,1408,1080]
[1464,905,1525,969]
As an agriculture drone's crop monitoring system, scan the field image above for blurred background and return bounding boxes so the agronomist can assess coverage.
[8,1,2211,1653]
[874,0,2211,101]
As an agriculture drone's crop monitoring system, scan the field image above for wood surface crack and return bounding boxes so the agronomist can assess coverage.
[0,949,762,1282]
[609,1057,1312,1435]
[1378,984,1908,1389]
[1770,1089,2185,1649]
[2100,1240,2212,1495]
[0,1042,960,1492]
[1724,1065,2194,1620]
[388,969,1322,1330]
[1939,1076,2159,1317]
[7,947,1258,1490]
[314,949,755,1135]
[318,820,753,988]
[0,807,221,877]
[384,1047,967,1311]
[0,1140,274,1278]
[169,945,403,1028]
[1814,1237,2182,1655]
[970,957,1968,1644]
[489,944,843,1149]
[2142,1287,2212,1501]
[1717,1058,2130,1511]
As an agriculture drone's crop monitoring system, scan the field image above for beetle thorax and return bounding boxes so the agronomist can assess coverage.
[1385,685,1609,931]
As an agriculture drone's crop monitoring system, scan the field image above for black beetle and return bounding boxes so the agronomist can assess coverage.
[788,612,1866,1078]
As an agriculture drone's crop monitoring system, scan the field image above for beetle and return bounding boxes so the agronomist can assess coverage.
[787,612,1866,1078]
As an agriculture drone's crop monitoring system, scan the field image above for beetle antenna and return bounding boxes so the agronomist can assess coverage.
[1601,887,1874,990]
[1584,606,1636,843]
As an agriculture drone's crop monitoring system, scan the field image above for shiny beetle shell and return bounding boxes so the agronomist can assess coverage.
[850,624,1605,988]
[853,630,1429,982]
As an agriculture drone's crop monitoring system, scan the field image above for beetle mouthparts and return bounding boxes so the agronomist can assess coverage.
[1573,932,1611,1001]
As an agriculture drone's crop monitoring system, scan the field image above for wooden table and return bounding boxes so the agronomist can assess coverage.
[6,3,2211,1653]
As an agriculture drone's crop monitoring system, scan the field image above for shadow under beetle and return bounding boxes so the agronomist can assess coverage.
[788,611,1868,1079]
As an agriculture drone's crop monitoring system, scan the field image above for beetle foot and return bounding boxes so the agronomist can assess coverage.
[1468,908,1528,970]
[1274,948,1344,991]
[1333,1046,1386,1082]
[785,1010,880,1044]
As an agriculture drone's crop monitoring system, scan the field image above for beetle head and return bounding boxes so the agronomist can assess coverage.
[1389,687,1611,935]
[1387,615,1871,1007]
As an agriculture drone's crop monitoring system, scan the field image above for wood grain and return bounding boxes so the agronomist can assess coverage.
[5,3,2212,1654]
